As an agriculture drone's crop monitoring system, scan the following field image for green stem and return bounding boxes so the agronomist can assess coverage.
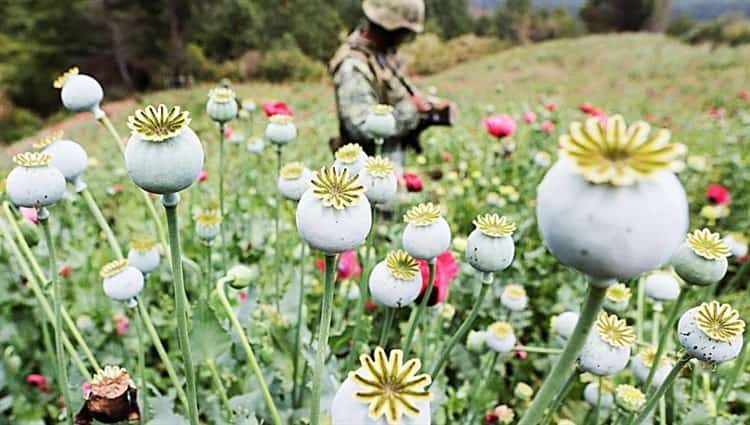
[464,351,499,425]
[517,284,608,425]
[644,291,687,390]
[348,205,376,371]
[429,273,492,377]
[206,359,234,421]
[39,211,74,425]
[379,307,396,348]
[652,306,661,346]
[703,371,716,416]
[511,346,563,354]
[594,377,602,425]
[402,259,436,356]
[204,243,213,301]
[81,187,123,260]
[375,138,383,156]
[632,354,691,425]
[163,195,199,425]
[292,242,306,409]
[218,122,227,274]
[311,254,337,425]
[216,277,281,425]
[539,370,577,425]
[98,115,126,156]
[134,303,149,424]
[273,144,283,308]
[636,276,646,343]
[137,301,190,412]
[715,338,749,413]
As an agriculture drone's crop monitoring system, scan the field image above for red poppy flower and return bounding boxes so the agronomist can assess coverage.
[365,300,377,313]
[706,184,731,206]
[315,250,361,280]
[485,412,499,424]
[59,265,72,278]
[402,173,423,192]
[261,101,293,117]
[26,374,49,392]
[580,103,596,114]
[416,251,458,306]
[545,102,557,112]
[738,90,749,101]
[197,169,208,183]
[441,152,453,162]
[482,114,516,138]
[223,124,233,139]
[541,120,555,134]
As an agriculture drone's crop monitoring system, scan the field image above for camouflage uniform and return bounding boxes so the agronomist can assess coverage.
[329,29,421,162]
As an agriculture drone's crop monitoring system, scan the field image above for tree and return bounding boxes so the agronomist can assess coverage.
[580,0,653,32]
[425,0,476,39]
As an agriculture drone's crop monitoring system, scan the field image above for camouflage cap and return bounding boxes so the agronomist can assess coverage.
[363,0,425,33]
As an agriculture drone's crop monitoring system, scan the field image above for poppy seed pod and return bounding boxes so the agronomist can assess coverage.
[277,161,313,201]
[615,385,645,413]
[643,271,681,302]
[194,209,222,243]
[362,104,397,140]
[126,238,160,275]
[359,156,398,204]
[537,115,688,283]
[466,330,487,352]
[54,67,104,118]
[369,250,423,308]
[6,152,66,208]
[486,321,516,353]
[631,347,672,387]
[101,260,144,302]
[602,283,631,313]
[466,214,515,273]
[265,114,297,145]
[331,347,432,425]
[583,381,614,410]
[671,229,730,286]
[206,87,238,123]
[578,313,634,376]
[125,104,204,194]
[296,167,372,254]
[227,265,257,289]
[333,143,368,176]
[678,301,745,363]
[402,203,451,260]
[74,366,139,425]
[553,311,579,340]
[34,131,88,186]
[500,284,528,312]
[242,99,256,112]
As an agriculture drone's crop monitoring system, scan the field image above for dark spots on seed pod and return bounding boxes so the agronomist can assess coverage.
[580,249,589,256]
[693,345,698,350]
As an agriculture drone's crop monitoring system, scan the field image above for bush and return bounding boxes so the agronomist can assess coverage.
[402,34,509,76]
[0,100,42,144]
[256,47,326,82]
[684,15,750,47]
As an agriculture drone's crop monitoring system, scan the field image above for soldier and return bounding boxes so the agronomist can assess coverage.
[329,0,455,167]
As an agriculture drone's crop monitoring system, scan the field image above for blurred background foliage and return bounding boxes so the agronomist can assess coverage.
[0,0,748,143]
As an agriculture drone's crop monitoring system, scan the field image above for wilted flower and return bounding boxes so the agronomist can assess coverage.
[671,228,730,286]
[333,143,368,176]
[483,114,516,138]
[738,89,750,101]
[403,203,451,260]
[75,366,139,425]
[402,172,423,192]
[578,313,634,376]
[20,207,38,224]
[417,250,458,306]
[261,100,293,117]
[113,313,129,336]
[579,103,596,114]
[6,152,66,208]
[369,250,422,308]
[706,184,731,206]
[678,301,745,363]
[197,169,208,183]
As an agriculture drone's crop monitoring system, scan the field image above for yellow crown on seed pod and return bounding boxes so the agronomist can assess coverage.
[53,67,79,89]
[596,312,636,348]
[208,87,236,103]
[616,384,645,411]
[335,143,364,163]
[473,213,516,237]
[605,283,631,303]
[365,156,394,178]
[404,203,441,226]
[687,228,731,260]
[280,162,305,180]
[695,301,745,341]
[130,236,158,253]
[351,347,431,425]
[371,104,394,115]
[386,250,420,280]
[127,104,191,142]
[639,347,668,369]
[100,259,129,278]
[33,130,64,149]
[504,284,526,300]
[194,209,222,226]
[489,321,513,339]
[13,152,51,167]
[559,115,685,186]
[310,166,365,210]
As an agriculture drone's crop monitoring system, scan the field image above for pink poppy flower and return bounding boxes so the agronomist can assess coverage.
[514,342,528,360]
[20,207,38,224]
[541,120,555,134]
[197,169,208,183]
[522,111,536,124]
[316,250,361,280]
[59,265,71,278]
[238,291,248,303]
[416,251,458,306]
[81,382,92,399]
[26,374,49,392]
[706,184,731,206]
[113,313,129,336]
[441,152,453,162]
[402,173,423,192]
[738,90,749,101]
[482,114,516,138]
[261,101,293,117]
[580,103,596,114]
[223,124,233,139]
[545,102,557,112]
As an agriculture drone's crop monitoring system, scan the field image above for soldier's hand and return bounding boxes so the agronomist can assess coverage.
[410,95,432,113]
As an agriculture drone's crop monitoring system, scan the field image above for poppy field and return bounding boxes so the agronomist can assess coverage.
[1,33,750,425]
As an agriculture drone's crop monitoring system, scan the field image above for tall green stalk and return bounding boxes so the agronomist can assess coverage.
[39,209,74,425]
[715,338,750,414]
[430,272,492,377]
[379,308,396,348]
[402,259,437,356]
[292,242,306,408]
[81,187,123,259]
[311,254,338,425]
[539,371,577,425]
[518,284,608,425]
[643,291,687,390]
[206,359,233,421]
[632,354,691,425]
[216,276,281,425]
[134,304,149,424]
[273,144,283,307]
[163,194,199,425]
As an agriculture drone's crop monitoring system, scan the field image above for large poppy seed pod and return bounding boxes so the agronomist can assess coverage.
[486,321,516,353]
[339,280,361,300]
[362,104,397,140]
[265,115,297,145]
[466,213,515,273]
[671,229,730,286]
[583,381,614,410]
[500,284,528,312]
[402,203,451,260]
[194,208,222,243]
[333,143,369,176]
[631,347,672,387]
[127,237,160,274]
[101,260,144,302]
[369,250,423,308]
[54,67,104,118]
[125,104,204,194]
[536,115,688,283]
[34,131,88,186]
[466,330,487,352]
[206,87,238,123]
[277,161,313,201]
[331,348,431,425]
[643,271,681,302]
[296,167,372,254]
[6,152,66,208]
[723,233,748,258]
[553,311,579,340]
[678,301,745,363]
[75,366,139,425]
[359,156,397,204]
[602,283,631,313]
[578,313,634,376]
[614,384,645,413]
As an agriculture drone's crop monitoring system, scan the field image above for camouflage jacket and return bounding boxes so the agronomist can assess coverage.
[329,29,420,153]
